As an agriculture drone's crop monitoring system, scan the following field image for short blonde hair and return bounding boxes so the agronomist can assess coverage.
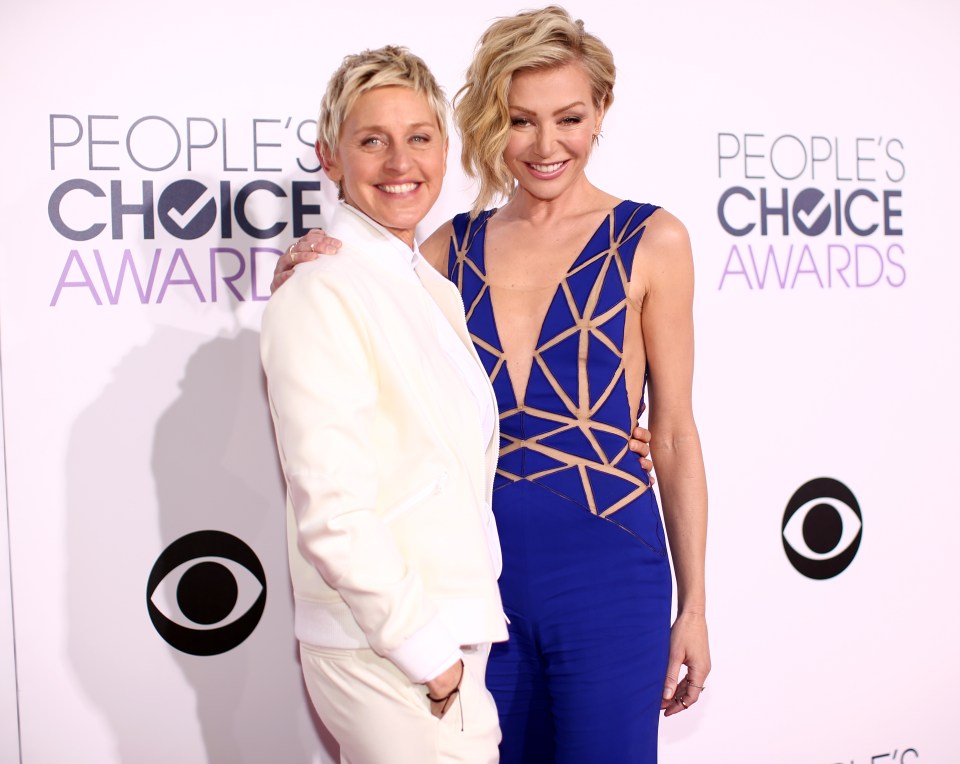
[454,6,616,214]
[317,45,449,159]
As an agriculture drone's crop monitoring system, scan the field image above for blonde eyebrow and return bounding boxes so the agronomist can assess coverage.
[509,101,588,117]
[351,121,438,132]
[507,101,586,117]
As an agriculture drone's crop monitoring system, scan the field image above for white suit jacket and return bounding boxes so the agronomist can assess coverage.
[260,204,507,683]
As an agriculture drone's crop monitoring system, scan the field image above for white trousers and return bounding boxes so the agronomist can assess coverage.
[300,642,500,764]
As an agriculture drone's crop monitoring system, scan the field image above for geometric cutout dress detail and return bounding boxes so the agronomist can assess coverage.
[449,200,660,520]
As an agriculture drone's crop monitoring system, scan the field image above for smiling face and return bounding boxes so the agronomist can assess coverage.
[503,63,604,203]
[319,86,447,248]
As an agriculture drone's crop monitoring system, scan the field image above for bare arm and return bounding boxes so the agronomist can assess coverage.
[419,220,453,275]
[632,209,711,715]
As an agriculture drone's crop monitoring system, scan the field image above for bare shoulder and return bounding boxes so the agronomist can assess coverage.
[641,208,692,256]
[421,219,456,276]
[631,207,694,299]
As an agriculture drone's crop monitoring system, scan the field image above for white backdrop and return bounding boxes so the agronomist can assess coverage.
[0,374,17,762]
[1,0,958,762]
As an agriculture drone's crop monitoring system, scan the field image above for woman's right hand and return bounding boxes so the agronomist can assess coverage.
[425,659,464,719]
[271,229,343,293]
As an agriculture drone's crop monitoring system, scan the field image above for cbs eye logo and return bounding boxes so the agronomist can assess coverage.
[782,478,862,580]
[147,531,266,655]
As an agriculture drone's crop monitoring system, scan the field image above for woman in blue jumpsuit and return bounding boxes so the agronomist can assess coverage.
[440,10,711,760]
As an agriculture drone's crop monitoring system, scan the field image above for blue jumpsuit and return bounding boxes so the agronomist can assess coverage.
[448,201,672,763]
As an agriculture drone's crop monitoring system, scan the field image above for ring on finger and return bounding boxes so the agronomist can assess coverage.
[287,243,297,255]
[687,682,705,690]
[309,242,316,252]
[676,695,688,709]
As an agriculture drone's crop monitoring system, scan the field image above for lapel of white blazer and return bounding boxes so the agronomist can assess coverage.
[413,261,469,342]
[329,204,501,495]
[415,259,501,498]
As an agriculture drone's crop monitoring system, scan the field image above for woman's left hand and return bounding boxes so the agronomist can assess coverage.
[661,611,711,716]
[628,425,655,485]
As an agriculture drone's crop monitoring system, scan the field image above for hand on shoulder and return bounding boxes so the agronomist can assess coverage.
[272,229,342,293]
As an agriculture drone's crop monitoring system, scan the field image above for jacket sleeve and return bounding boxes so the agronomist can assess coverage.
[260,268,460,682]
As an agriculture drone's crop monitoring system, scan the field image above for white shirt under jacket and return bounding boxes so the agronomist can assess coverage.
[260,202,507,684]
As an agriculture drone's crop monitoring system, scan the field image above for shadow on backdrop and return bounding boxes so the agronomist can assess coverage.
[66,323,336,762]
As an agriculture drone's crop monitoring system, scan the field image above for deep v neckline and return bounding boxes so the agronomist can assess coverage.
[480,201,628,408]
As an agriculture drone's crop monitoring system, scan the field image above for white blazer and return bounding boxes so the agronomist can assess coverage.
[260,204,507,683]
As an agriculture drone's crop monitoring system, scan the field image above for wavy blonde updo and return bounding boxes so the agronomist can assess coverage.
[317,45,449,160]
[454,6,616,214]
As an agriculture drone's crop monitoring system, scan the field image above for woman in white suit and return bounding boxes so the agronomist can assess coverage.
[259,46,507,764]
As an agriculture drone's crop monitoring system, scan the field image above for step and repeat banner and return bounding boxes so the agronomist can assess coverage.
[0,0,956,762]
[0,390,15,762]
